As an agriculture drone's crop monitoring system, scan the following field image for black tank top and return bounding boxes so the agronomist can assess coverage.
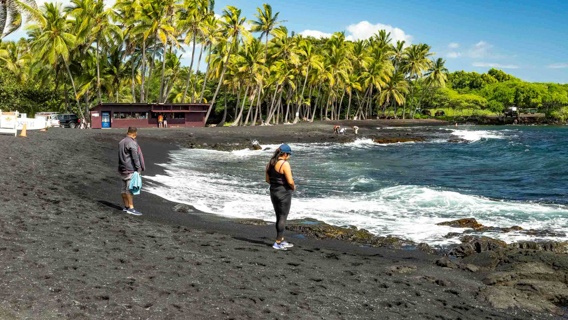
[268,160,290,188]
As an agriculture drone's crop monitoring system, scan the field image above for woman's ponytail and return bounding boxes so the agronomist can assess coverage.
[269,148,281,167]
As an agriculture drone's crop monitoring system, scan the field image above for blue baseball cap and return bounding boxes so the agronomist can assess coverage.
[279,143,292,154]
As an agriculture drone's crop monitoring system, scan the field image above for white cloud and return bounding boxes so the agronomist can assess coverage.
[299,20,412,44]
[547,63,568,69]
[299,29,334,39]
[448,42,459,49]
[472,62,519,69]
[345,21,412,43]
[447,52,461,58]
[468,41,493,58]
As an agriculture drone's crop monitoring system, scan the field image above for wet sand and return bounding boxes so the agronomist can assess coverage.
[0,120,560,319]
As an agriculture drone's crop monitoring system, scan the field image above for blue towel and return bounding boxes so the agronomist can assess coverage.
[129,172,142,195]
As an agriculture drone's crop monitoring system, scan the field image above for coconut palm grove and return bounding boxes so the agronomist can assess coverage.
[1,0,568,125]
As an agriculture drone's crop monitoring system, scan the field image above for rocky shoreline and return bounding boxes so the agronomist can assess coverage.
[0,120,566,319]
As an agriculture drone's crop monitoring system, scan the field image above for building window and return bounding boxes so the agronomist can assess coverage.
[152,112,185,119]
[113,112,148,119]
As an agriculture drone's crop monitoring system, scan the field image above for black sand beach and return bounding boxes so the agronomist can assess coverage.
[0,120,565,319]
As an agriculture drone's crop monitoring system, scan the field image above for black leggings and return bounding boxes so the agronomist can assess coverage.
[270,186,292,240]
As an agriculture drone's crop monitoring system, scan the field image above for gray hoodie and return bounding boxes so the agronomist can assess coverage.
[118,136,145,174]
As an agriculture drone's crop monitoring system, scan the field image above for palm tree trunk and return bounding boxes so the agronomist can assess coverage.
[146,34,161,102]
[293,65,311,124]
[191,42,205,103]
[233,87,241,120]
[337,90,346,120]
[140,41,146,102]
[243,92,256,126]
[182,33,198,103]
[284,89,292,123]
[218,86,228,126]
[204,48,233,124]
[199,44,212,103]
[95,40,102,104]
[345,92,352,120]
[64,60,83,119]
[264,83,281,124]
[232,84,249,126]
[310,85,321,122]
[159,41,170,103]
[251,83,263,126]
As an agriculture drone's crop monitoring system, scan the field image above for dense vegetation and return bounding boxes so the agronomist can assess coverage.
[1,0,567,124]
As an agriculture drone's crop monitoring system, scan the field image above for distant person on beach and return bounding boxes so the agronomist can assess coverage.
[118,127,145,216]
[163,115,168,128]
[265,144,296,250]
[158,114,164,128]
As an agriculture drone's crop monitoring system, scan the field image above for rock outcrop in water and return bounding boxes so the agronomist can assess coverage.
[435,218,568,316]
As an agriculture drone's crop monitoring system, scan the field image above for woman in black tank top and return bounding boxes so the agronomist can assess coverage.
[265,144,296,250]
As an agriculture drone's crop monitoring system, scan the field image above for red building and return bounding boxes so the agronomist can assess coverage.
[90,103,209,129]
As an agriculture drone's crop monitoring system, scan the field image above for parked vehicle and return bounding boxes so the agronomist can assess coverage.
[504,107,519,117]
[57,114,80,128]
[36,112,60,127]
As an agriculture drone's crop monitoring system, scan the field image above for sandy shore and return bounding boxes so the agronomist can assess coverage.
[0,120,563,319]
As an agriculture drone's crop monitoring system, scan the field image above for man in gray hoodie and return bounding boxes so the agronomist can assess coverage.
[118,127,145,215]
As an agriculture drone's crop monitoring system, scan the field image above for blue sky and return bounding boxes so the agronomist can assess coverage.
[5,0,567,83]
[214,0,568,84]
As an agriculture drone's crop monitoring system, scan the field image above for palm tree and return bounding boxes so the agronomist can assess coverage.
[414,57,448,118]
[1,0,41,38]
[0,40,31,84]
[250,4,283,124]
[402,43,432,118]
[294,37,322,123]
[111,0,141,101]
[66,0,113,104]
[204,5,247,124]
[29,3,82,117]
[378,70,408,116]
[425,57,448,87]
[139,0,177,102]
[178,0,209,102]
[197,13,220,103]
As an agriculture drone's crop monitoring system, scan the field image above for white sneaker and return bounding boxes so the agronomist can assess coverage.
[280,241,294,248]
[127,208,142,216]
[272,242,287,250]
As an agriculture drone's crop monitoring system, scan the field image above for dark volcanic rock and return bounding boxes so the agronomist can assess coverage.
[479,257,568,315]
[173,203,201,213]
[235,218,269,226]
[509,241,568,253]
[437,218,484,229]
[286,219,415,249]
[448,236,507,258]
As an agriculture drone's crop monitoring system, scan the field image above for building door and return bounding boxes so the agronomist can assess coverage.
[101,112,111,128]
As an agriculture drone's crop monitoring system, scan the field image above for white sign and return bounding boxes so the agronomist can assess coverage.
[92,112,100,117]
[0,114,17,129]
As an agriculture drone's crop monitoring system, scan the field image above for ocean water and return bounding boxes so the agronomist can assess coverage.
[145,125,568,246]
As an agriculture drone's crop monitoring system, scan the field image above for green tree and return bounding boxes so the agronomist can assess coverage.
[1,0,41,38]
[204,5,248,124]
[29,3,82,117]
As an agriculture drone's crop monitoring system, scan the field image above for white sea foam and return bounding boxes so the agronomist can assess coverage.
[344,138,376,147]
[450,129,505,142]
[146,172,567,245]
[145,143,568,246]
